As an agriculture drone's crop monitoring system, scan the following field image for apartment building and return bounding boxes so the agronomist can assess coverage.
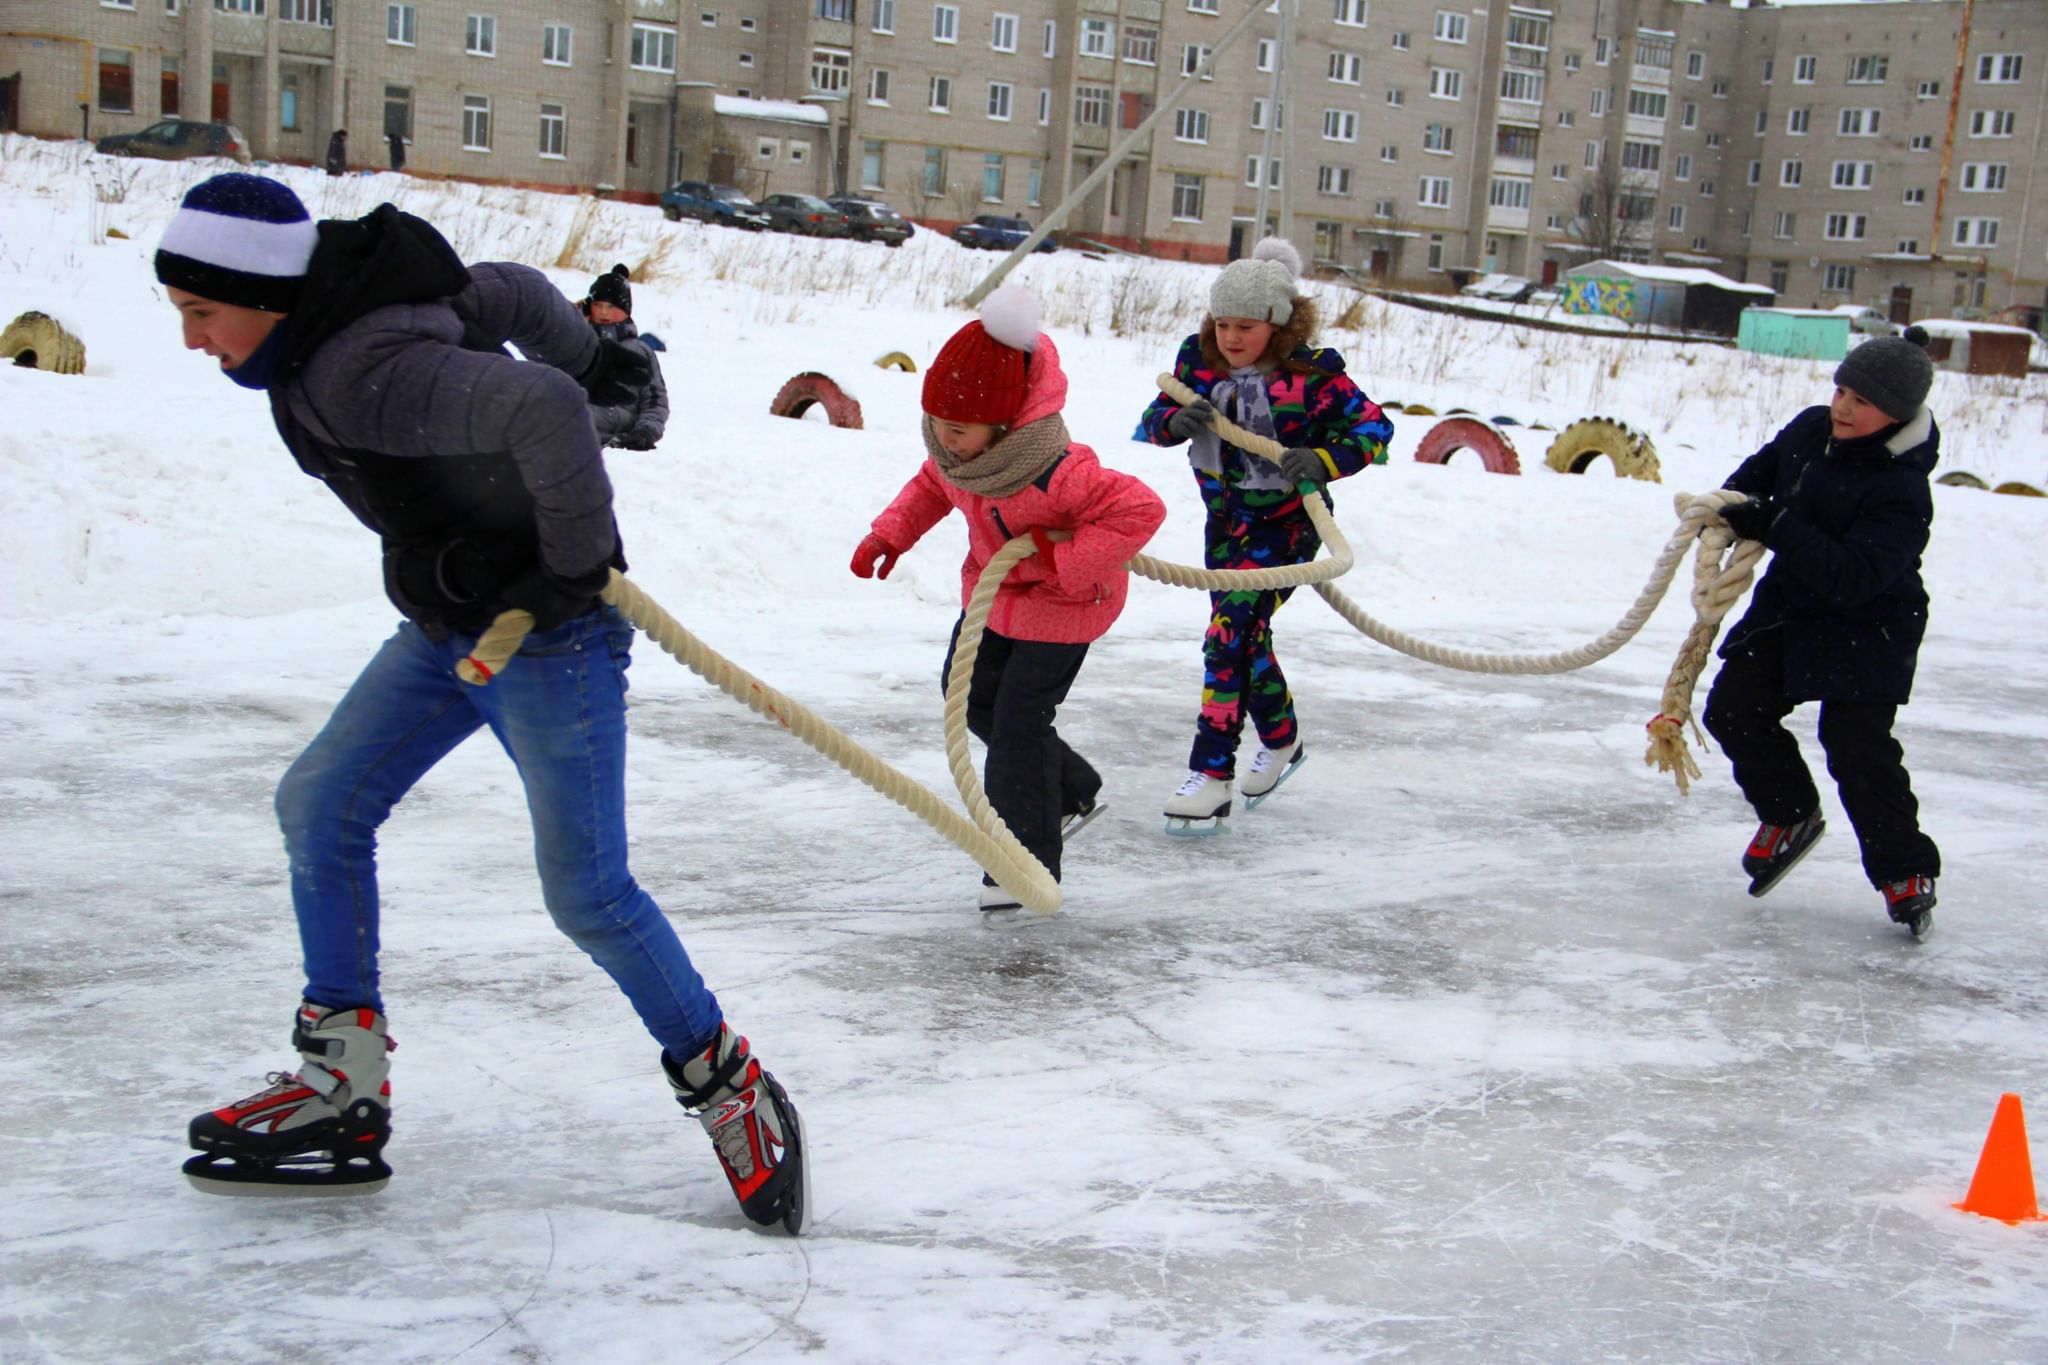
[4,0,2041,318]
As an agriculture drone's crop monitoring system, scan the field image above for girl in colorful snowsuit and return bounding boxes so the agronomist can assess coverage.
[1135,238,1394,830]
[852,289,1167,913]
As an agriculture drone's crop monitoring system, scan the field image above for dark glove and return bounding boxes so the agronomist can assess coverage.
[851,533,901,580]
[1720,496,1781,542]
[579,338,652,406]
[1165,398,1216,441]
[616,428,658,451]
[1278,447,1331,489]
[499,563,611,634]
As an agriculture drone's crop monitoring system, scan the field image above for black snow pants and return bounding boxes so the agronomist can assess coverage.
[941,617,1098,885]
[1702,627,1941,887]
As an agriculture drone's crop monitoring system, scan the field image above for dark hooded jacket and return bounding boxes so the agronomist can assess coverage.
[1719,403,1940,705]
[267,204,621,637]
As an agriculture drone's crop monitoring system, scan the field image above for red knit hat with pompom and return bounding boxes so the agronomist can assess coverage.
[921,288,1041,425]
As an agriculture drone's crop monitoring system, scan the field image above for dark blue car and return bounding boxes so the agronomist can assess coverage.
[950,215,1057,253]
[659,181,770,230]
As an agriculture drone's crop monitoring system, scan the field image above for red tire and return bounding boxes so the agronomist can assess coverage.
[1413,416,1522,475]
[769,372,864,429]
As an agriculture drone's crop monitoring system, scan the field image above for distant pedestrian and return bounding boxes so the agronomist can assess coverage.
[324,128,347,177]
[579,263,667,451]
[386,130,405,174]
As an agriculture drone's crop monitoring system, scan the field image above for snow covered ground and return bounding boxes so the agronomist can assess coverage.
[3,138,2047,1363]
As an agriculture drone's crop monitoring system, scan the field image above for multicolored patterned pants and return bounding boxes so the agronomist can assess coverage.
[1188,506,1320,778]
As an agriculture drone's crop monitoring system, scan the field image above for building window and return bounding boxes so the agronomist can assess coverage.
[386,3,415,45]
[214,0,264,14]
[1380,143,1397,162]
[1823,263,1855,292]
[1909,134,1933,151]
[1846,54,1888,84]
[1028,158,1043,206]
[1082,18,1113,58]
[462,93,491,150]
[1953,217,1999,247]
[1181,44,1212,77]
[1123,25,1157,64]
[1594,36,1610,65]
[383,84,411,139]
[1322,109,1357,142]
[279,71,300,128]
[1333,0,1367,28]
[1427,233,1444,270]
[981,152,1005,201]
[1700,178,1715,197]
[1903,187,1926,205]
[1429,67,1462,100]
[1761,59,1773,85]
[1621,140,1659,172]
[990,12,1016,52]
[1673,152,1692,181]
[543,23,572,65]
[1584,139,1602,169]
[1390,31,1409,51]
[1685,50,1704,79]
[986,80,1013,120]
[1418,175,1452,208]
[738,52,754,67]
[1171,173,1203,220]
[631,24,676,72]
[1042,18,1056,55]
[817,0,849,19]
[1590,89,1609,116]
[1387,88,1405,107]
[97,49,134,113]
[1823,213,1866,241]
[160,55,180,116]
[1556,110,1574,127]
[1489,177,1531,210]
[1746,160,1759,186]
[1831,160,1874,190]
[1317,163,1352,196]
[1959,163,2008,193]
[1037,87,1050,124]
[922,146,946,195]
[537,101,565,158]
[1187,0,1218,12]
[1433,10,1467,43]
[928,76,951,112]
[861,139,884,189]
[1975,54,2022,84]
[1680,101,1697,129]
[872,0,894,33]
[1772,210,1796,240]
[933,4,957,44]
[1969,110,2016,138]
[1328,52,1361,84]
[868,68,890,103]
[1666,203,1684,230]
[1780,160,1803,187]
[1786,107,1808,135]
[1626,88,1665,120]
[1423,122,1452,153]
[278,0,333,23]
[754,138,777,164]
[1793,54,1816,83]
[465,15,495,57]
[1839,109,1880,137]
[811,47,851,94]
[1635,32,1673,70]
[1500,69,1543,105]
[1255,38,1276,73]
[1074,84,1108,126]
[1171,107,1210,143]
[739,16,755,29]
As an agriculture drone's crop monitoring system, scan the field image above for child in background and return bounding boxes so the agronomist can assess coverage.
[1704,327,1943,939]
[581,263,669,451]
[852,289,1167,914]
[1136,237,1393,834]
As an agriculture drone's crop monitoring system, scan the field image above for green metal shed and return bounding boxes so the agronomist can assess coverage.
[1737,308,1852,361]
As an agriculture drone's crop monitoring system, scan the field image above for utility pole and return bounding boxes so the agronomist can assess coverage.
[1929,0,1976,271]
[1253,4,1284,238]
[960,0,1276,309]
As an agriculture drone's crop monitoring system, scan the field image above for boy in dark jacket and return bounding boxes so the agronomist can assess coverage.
[155,174,806,1230]
[579,263,668,450]
[1704,328,1942,939]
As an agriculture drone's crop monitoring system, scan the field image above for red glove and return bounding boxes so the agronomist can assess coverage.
[851,533,901,580]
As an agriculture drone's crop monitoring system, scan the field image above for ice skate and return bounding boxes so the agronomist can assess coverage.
[979,882,1026,919]
[183,1002,395,1196]
[1743,811,1826,897]
[1060,796,1106,843]
[663,1022,808,1235]
[1240,741,1306,810]
[1164,772,1232,837]
[1882,875,1936,940]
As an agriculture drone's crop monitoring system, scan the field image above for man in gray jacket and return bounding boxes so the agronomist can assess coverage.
[156,173,807,1233]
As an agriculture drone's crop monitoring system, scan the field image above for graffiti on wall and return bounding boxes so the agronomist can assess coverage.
[1561,276,1637,322]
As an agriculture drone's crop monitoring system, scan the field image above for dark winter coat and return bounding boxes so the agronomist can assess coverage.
[587,318,668,449]
[266,203,620,637]
[324,130,347,176]
[386,132,406,173]
[1719,404,1940,705]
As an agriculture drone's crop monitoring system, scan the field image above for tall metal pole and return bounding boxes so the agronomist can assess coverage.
[1275,0,1294,240]
[961,0,1276,308]
[1253,7,1283,236]
[1929,0,1975,269]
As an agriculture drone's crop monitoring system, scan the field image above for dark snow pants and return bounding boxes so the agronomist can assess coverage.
[1702,628,1941,887]
[942,618,1097,885]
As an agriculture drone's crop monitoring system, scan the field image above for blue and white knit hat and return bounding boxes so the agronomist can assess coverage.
[154,173,319,313]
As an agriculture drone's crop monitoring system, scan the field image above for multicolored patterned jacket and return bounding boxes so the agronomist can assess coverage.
[1135,334,1393,522]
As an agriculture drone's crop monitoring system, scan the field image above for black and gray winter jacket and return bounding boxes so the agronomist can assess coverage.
[1719,404,1940,705]
[266,204,622,637]
[588,318,669,449]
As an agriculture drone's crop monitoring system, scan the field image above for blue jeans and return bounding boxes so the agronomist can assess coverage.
[276,607,721,1057]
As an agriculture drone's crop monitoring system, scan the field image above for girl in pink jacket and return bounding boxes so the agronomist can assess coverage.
[851,289,1167,914]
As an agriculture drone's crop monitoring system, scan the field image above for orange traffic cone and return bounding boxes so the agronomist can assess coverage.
[1954,1093,2044,1224]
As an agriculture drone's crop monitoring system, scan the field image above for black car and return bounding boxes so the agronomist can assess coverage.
[94,119,252,165]
[757,193,851,237]
[826,197,913,247]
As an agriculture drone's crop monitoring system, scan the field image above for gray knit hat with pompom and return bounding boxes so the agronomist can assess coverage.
[1833,325,1934,423]
[1210,236,1303,326]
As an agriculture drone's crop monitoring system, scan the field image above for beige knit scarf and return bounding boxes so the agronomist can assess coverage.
[923,412,1071,499]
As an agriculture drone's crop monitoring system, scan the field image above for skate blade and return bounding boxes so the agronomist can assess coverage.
[185,1169,391,1197]
[1060,802,1108,843]
[1895,908,1934,941]
[1241,751,1307,810]
[1164,815,1229,838]
[981,905,1060,927]
[1745,825,1826,898]
[777,1094,811,1237]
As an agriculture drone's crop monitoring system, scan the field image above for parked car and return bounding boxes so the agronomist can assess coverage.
[827,196,913,247]
[950,215,1057,253]
[1826,304,1900,338]
[758,193,850,237]
[1459,273,1536,303]
[658,181,770,230]
[93,119,252,165]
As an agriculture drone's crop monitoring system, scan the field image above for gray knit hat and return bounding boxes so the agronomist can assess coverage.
[1210,236,1303,326]
[1833,326,1934,422]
